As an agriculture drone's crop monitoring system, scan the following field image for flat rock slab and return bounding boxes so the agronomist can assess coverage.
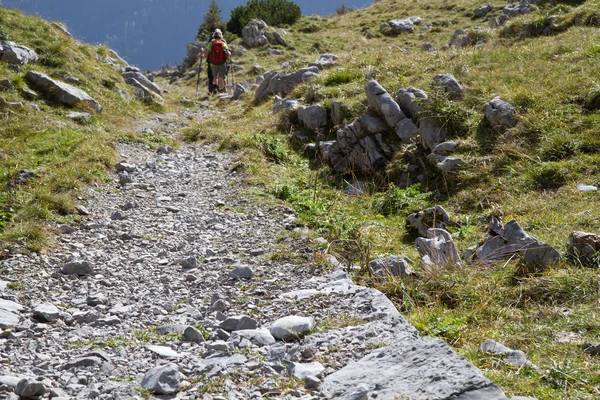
[0,309,19,329]
[146,345,188,359]
[25,71,102,113]
[323,337,507,399]
[0,299,23,313]
[270,316,315,341]
[141,363,183,395]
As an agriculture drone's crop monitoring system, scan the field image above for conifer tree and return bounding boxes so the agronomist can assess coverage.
[196,0,224,41]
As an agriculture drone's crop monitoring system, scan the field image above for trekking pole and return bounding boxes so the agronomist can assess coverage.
[230,58,235,87]
[195,53,203,96]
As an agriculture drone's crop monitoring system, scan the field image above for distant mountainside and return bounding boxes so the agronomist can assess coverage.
[0,0,373,69]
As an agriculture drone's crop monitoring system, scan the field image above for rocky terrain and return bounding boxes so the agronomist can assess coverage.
[0,111,536,399]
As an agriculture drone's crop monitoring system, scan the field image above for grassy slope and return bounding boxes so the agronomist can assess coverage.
[1,1,599,398]
[182,0,600,398]
[0,8,170,251]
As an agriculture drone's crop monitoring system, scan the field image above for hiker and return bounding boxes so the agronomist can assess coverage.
[199,34,215,95]
[204,29,230,93]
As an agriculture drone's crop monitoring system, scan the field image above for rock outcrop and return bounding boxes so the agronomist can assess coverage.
[470,218,561,267]
[242,19,288,48]
[255,67,320,100]
[0,41,38,64]
[25,71,102,113]
[380,17,423,35]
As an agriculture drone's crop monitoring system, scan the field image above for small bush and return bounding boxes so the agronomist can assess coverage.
[370,184,432,216]
[252,134,289,163]
[324,70,360,86]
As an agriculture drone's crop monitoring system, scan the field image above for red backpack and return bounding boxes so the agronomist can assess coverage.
[211,39,226,65]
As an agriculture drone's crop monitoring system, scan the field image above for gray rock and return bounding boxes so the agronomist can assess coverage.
[395,86,428,119]
[25,71,102,113]
[473,219,561,267]
[242,19,270,47]
[255,67,319,100]
[343,181,368,196]
[323,337,507,399]
[365,80,406,129]
[67,111,91,121]
[437,157,464,171]
[474,4,494,18]
[0,41,38,64]
[127,78,164,103]
[156,324,187,335]
[140,363,183,395]
[0,375,24,388]
[309,54,339,70]
[419,117,448,152]
[229,329,276,347]
[0,309,19,329]
[157,144,173,154]
[568,231,600,267]
[15,378,46,398]
[229,265,253,280]
[273,96,300,113]
[432,141,458,155]
[0,79,14,90]
[270,316,315,341]
[576,183,597,192]
[504,0,531,17]
[330,100,347,125]
[61,260,93,276]
[382,17,423,35]
[422,42,434,51]
[287,361,325,380]
[298,105,328,131]
[232,83,247,100]
[431,74,464,99]
[76,205,91,215]
[122,71,162,95]
[395,118,419,142]
[180,257,200,269]
[416,228,462,268]
[33,303,61,323]
[485,97,517,129]
[480,339,538,370]
[358,114,388,135]
[0,299,23,313]
[146,345,187,359]
[182,326,206,343]
[52,22,73,38]
[368,255,414,279]
[62,356,102,370]
[407,205,452,237]
[220,315,258,332]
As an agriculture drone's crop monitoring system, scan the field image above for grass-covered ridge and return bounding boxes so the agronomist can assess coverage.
[0,8,171,251]
[182,0,600,398]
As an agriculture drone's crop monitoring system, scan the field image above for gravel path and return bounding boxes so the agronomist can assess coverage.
[0,112,520,400]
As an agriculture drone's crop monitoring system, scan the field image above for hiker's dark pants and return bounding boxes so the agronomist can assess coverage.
[207,62,215,93]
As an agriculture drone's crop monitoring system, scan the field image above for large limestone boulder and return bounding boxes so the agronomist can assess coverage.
[485,96,517,129]
[0,41,38,64]
[255,67,319,100]
[25,71,102,113]
[242,19,288,48]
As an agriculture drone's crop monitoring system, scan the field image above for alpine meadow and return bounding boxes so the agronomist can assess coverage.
[0,0,599,399]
